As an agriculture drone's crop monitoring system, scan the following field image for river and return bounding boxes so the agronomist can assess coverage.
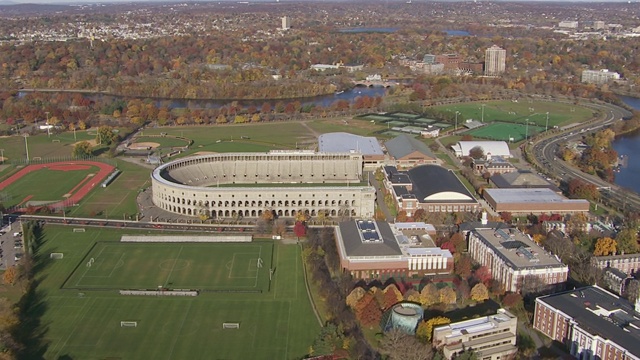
[18,86,387,110]
[612,96,640,193]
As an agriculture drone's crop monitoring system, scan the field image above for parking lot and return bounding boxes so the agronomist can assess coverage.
[0,221,23,270]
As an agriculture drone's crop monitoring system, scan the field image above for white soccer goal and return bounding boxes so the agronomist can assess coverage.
[73,228,86,233]
[222,323,240,329]
[50,253,64,259]
[121,321,137,327]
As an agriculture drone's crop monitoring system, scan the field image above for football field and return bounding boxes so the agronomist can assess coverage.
[32,225,318,360]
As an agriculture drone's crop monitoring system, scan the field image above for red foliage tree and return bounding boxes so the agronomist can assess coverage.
[440,241,456,254]
[355,292,382,327]
[474,266,492,285]
[502,293,523,309]
[455,255,472,278]
[293,221,307,238]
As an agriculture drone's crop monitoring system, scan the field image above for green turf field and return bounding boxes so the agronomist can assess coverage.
[0,130,97,162]
[431,100,594,128]
[64,242,272,291]
[465,122,545,142]
[33,225,320,359]
[0,166,98,208]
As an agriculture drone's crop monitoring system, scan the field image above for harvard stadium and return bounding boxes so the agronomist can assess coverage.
[151,151,376,219]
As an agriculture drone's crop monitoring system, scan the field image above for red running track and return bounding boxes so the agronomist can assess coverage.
[0,161,115,209]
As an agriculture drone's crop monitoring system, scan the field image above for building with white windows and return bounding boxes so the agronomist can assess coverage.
[467,225,568,293]
[484,45,506,76]
[534,286,640,360]
[281,16,290,30]
[151,151,375,219]
[334,220,453,280]
[581,69,621,85]
[433,308,518,360]
[592,253,640,276]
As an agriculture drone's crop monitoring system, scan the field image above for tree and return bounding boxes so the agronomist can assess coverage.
[346,287,366,309]
[468,146,484,159]
[379,328,434,360]
[355,292,382,327]
[439,286,457,305]
[616,228,639,254]
[455,255,473,278]
[419,283,439,307]
[72,141,92,158]
[502,293,523,309]
[470,283,489,302]
[2,266,16,285]
[382,284,403,310]
[593,237,617,256]
[421,316,451,343]
[96,126,117,145]
[474,266,492,285]
[625,279,640,303]
[293,220,307,239]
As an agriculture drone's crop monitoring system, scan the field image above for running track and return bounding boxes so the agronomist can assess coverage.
[0,161,115,209]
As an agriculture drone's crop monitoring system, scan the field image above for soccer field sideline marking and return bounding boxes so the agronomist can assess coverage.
[165,300,193,360]
[75,243,109,286]
[163,245,185,287]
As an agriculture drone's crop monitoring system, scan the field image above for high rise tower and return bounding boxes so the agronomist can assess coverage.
[484,45,506,76]
[281,16,291,31]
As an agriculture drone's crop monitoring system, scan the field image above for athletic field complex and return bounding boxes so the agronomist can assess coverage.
[35,225,319,359]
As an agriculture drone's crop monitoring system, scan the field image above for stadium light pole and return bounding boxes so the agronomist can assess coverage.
[23,134,29,163]
[455,111,460,131]
[481,104,486,123]
[0,149,3,164]
[545,112,549,132]
[525,119,530,141]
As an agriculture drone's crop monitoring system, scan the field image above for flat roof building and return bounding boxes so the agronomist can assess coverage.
[384,134,441,168]
[468,226,568,293]
[334,220,453,280]
[490,170,560,192]
[483,188,590,215]
[452,141,511,158]
[534,286,640,360]
[581,69,620,85]
[433,308,518,360]
[318,132,385,169]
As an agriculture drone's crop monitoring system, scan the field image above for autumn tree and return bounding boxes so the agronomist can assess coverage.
[96,126,117,145]
[438,286,457,305]
[419,316,451,343]
[474,266,492,285]
[468,146,484,159]
[293,220,307,239]
[355,292,382,327]
[470,283,489,302]
[502,293,523,310]
[382,284,403,310]
[346,287,366,309]
[455,255,473,278]
[72,141,93,158]
[419,283,440,307]
[616,228,639,254]
[2,266,17,285]
[593,237,617,256]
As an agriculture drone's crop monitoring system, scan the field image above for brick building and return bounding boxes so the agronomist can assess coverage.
[534,286,640,360]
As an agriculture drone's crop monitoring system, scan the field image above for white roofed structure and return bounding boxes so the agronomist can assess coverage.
[318,132,385,169]
[452,141,511,158]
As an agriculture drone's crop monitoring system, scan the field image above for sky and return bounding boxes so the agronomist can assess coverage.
[0,0,636,4]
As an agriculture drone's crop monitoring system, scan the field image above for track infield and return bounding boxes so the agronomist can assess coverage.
[0,161,115,209]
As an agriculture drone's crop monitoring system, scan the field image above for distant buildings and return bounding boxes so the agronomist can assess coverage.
[472,156,516,176]
[334,220,453,280]
[467,224,568,293]
[581,69,621,85]
[433,308,518,360]
[592,253,640,276]
[484,45,506,76]
[559,21,579,29]
[534,286,640,360]
[281,16,290,30]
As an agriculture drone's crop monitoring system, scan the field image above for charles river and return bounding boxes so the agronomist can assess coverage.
[612,96,640,193]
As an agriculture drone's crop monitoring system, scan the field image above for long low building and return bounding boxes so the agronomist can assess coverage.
[534,286,640,360]
[452,141,511,158]
[483,188,589,214]
[334,220,453,280]
[467,223,568,293]
[151,151,375,219]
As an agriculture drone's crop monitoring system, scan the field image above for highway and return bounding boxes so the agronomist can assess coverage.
[529,102,640,214]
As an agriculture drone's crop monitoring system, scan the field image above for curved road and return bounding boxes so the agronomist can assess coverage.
[529,102,640,214]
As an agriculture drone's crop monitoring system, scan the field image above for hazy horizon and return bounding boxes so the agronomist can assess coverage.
[1,0,638,4]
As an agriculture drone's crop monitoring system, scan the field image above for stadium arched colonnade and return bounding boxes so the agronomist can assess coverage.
[151,151,376,219]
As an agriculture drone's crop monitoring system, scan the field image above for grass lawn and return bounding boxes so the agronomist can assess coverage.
[466,122,545,142]
[307,117,386,137]
[431,100,593,128]
[33,225,320,360]
[67,160,150,218]
[0,130,97,162]
[0,166,99,208]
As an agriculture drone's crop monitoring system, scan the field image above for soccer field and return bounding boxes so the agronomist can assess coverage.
[466,122,545,142]
[32,225,319,360]
[63,242,272,291]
